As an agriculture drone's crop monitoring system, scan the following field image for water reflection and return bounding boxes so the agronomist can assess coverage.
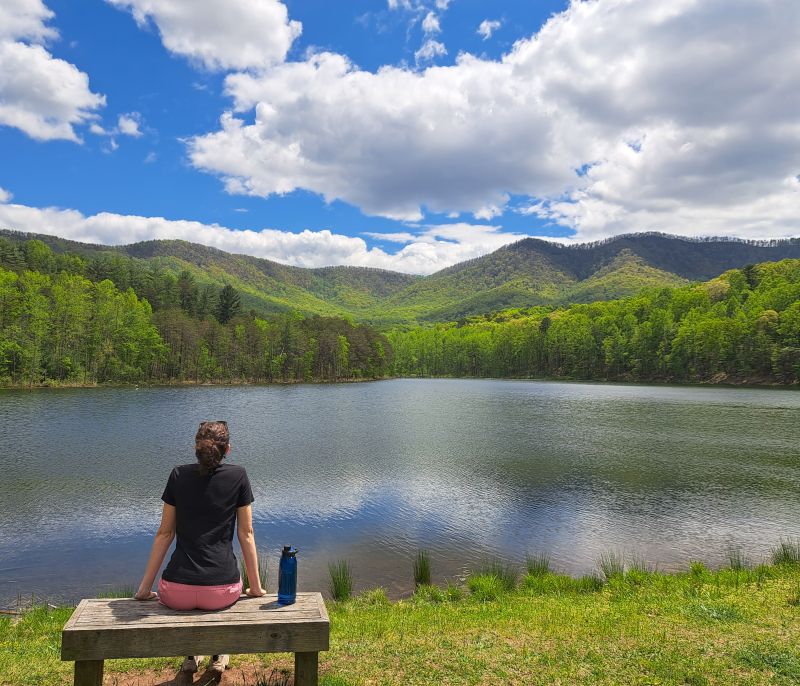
[1,380,799,604]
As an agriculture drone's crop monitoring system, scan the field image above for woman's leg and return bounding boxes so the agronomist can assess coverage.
[195,580,243,674]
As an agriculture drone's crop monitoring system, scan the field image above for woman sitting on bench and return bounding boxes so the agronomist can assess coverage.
[133,420,266,676]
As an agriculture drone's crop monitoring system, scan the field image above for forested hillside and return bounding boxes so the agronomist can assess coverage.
[3,230,800,325]
[389,260,800,384]
[0,239,392,386]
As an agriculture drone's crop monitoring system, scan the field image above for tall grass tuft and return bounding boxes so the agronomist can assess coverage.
[525,552,551,577]
[240,549,270,592]
[328,560,353,601]
[726,545,749,571]
[413,550,431,587]
[477,559,518,591]
[97,586,136,599]
[598,551,625,580]
[771,539,800,566]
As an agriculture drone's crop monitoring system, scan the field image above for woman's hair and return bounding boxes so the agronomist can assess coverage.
[195,421,229,475]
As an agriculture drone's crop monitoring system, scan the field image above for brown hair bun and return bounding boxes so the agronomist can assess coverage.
[195,421,229,475]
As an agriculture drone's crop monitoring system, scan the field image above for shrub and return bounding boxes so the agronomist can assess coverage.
[328,560,353,601]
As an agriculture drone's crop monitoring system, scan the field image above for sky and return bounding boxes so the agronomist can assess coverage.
[0,0,798,274]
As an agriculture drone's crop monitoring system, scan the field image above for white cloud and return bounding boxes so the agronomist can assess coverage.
[477,19,501,40]
[422,11,440,34]
[117,112,142,137]
[188,0,800,243]
[0,199,530,275]
[0,187,13,203]
[0,0,56,42]
[414,39,446,65]
[106,0,301,71]
[0,1,105,142]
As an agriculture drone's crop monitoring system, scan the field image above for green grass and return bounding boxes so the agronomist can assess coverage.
[524,552,551,577]
[598,550,625,580]
[240,549,270,592]
[4,562,800,685]
[772,538,800,566]
[328,560,353,602]
[727,546,750,571]
[96,586,136,599]
[413,550,431,587]
[473,559,517,591]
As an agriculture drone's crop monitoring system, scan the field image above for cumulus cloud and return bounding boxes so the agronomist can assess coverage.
[0,0,56,42]
[105,0,301,71]
[0,1,105,141]
[477,19,501,40]
[187,0,800,242]
[0,199,530,274]
[0,187,13,203]
[116,112,142,137]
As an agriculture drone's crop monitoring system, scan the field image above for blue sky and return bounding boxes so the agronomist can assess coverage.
[1,0,797,273]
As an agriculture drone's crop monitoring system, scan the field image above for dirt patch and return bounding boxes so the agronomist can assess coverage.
[105,664,293,686]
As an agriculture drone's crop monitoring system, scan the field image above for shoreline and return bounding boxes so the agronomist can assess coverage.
[4,556,800,685]
[1,374,797,391]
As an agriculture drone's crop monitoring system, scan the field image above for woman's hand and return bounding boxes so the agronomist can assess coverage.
[245,586,266,597]
[134,589,158,601]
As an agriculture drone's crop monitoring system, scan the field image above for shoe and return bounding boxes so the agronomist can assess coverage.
[208,654,230,674]
[180,655,205,673]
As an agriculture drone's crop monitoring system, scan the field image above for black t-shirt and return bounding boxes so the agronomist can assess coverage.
[160,463,254,586]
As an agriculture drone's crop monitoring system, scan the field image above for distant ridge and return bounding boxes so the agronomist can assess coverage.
[2,228,799,325]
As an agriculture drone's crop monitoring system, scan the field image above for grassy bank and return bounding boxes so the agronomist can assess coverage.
[3,557,800,685]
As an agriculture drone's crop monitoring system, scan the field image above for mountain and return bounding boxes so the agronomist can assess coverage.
[2,229,800,326]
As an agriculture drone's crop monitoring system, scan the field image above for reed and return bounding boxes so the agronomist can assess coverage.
[413,550,432,587]
[771,538,800,566]
[726,545,749,571]
[240,549,269,592]
[598,551,625,580]
[525,552,552,577]
[475,559,517,591]
[97,586,136,599]
[328,560,353,601]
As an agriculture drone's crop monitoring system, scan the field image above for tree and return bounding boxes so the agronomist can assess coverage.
[216,284,241,324]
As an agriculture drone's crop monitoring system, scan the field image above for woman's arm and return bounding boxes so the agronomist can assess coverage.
[237,505,265,597]
[134,503,176,600]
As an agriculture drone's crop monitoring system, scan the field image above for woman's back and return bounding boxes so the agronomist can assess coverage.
[161,462,254,586]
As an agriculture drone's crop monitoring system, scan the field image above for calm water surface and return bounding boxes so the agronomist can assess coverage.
[1,379,799,605]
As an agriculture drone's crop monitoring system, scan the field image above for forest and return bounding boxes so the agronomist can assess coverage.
[388,260,800,384]
[0,238,392,385]
[2,236,799,386]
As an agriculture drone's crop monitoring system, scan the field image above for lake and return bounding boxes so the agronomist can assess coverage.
[1,379,799,606]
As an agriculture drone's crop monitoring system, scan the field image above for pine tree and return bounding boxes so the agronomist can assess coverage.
[216,284,241,324]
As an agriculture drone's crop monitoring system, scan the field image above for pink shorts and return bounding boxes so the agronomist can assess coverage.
[158,577,243,611]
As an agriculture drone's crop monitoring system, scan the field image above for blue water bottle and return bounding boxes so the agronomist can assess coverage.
[278,545,298,605]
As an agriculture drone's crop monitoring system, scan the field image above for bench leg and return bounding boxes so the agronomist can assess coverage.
[74,660,104,686]
[294,651,318,686]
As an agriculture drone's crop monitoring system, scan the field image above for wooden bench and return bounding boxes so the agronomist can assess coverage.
[61,592,329,686]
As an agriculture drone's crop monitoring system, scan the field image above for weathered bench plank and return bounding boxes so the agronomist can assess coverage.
[62,593,328,685]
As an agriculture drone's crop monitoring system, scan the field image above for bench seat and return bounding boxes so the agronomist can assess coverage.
[62,592,329,685]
